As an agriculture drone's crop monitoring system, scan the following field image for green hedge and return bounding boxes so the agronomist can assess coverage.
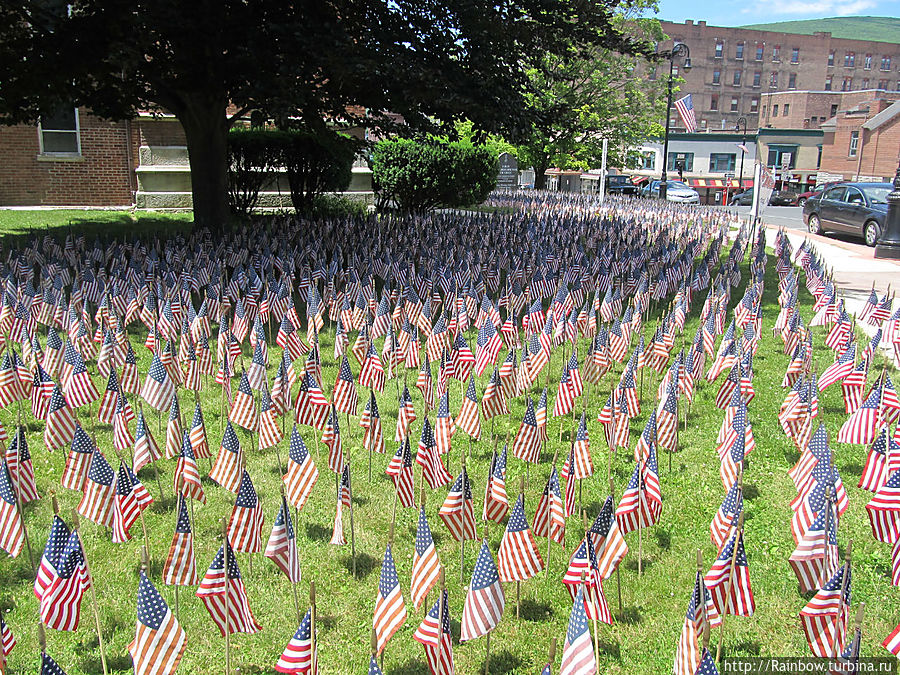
[227,128,360,214]
[371,137,498,212]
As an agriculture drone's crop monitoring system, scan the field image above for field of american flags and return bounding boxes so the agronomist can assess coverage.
[0,197,897,675]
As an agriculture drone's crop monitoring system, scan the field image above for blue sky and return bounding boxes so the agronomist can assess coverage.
[652,0,899,26]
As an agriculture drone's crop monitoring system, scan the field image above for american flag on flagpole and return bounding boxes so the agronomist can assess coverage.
[560,583,596,675]
[460,539,504,642]
[498,494,544,582]
[800,562,851,657]
[266,496,302,583]
[413,589,454,675]
[275,607,316,674]
[128,571,187,675]
[228,470,265,554]
[283,425,319,511]
[386,438,414,508]
[674,95,696,132]
[439,466,476,541]
[373,544,406,654]
[412,506,442,611]
[163,495,198,586]
[39,529,90,631]
[0,460,25,557]
[195,541,262,635]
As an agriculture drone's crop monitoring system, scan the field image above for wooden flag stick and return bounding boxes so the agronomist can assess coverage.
[546,449,560,580]
[310,581,318,674]
[72,511,109,675]
[833,541,853,661]
[460,454,467,584]
[697,548,708,641]
[610,477,623,619]
[347,465,357,579]
[223,517,231,675]
[437,568,446,675]
[484,630,491,675]
[637,456,644,577]
[715,513,745,664]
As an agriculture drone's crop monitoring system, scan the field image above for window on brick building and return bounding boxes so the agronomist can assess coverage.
[878,79,888,90]
[712,69,721,84]
[828,51,835,67]
[710,153,736,172]
[864,54,872,69]
[38,106,80,155]
[862,78,869,89]
[844,52,855,67]
[788,73,796,88]
[710,95,719,111]
[783,103,790,116]
[773,103,779,116]
[825,75,833,91]
[770,71,778,87]
[882,56,892,71]
[810,116,818,125]
[750,97,759,113]
[830,104,838,117]
[733,70,742,86]
[772,45,781,61]
[715,41,723,58]
[841,77,852,91]
[756,43,764,60]
[728,97,737,111]
[849,130,859,157]
[791,47,800,64]
[762,105,767,117]
[753,71,761,87]
[736,42,744,59]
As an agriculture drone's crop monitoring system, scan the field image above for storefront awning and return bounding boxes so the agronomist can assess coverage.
[631,175,649,185]
[687,178,753,189]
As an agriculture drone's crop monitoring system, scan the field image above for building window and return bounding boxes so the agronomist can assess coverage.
[862,78,869,89]
[783,103,790,116]
[841,77,852,91]
[710,95,719,111]
[844,52,855,67]
[770,71,778,88]
[756,43,764,61]
[733,70,742,86]
[709,153,736,172]
[825,75,833,91]
[700,119,708,129]
[882,56,892,71]
[788,73,796,88]
[736,42,744,60]
[864,54,872,69]
[828,51,835,67]
[667,152,694,172]
[753,71,761,87]
[772,45,781,61]
[640,152,655,170]
[791,47,800,64]
[767,146,797,169]
[38,106,81,155]
[830,104,838,117]
[849,130,859,157]
[715,41,723,58]
[773,103,779,116]
[712,69,721,84]
[878,79,888,90]
[762,105,767,118]
[730,97,739,112]
[810,116,817,125]
[750,97,759,113]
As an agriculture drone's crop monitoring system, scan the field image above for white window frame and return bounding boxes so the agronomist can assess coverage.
[37,107,82,157]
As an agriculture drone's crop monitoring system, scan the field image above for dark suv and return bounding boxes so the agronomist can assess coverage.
[605,174,640,196]
[802,182,891,246]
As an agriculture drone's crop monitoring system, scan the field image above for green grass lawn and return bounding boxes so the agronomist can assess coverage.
[0,236,897,674]
[0,210,194,241]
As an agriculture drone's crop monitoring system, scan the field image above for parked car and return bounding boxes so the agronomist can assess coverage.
[729,188,798,206]
[605,174,640,196]
[640,180,700,204]
[796,181,840,208]
[802,181,891,246]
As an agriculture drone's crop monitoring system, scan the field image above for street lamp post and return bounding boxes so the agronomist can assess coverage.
[659,43,691,202]
[735,116,748,188]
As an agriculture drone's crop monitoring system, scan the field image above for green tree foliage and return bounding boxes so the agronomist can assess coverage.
[515,10,667,189]
[372,138,498,212]
[0,0,653,229]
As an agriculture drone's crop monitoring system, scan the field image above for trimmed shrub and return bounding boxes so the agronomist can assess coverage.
[371,137,498,212]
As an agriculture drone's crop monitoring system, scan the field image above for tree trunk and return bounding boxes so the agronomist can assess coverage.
[533,155,550,190]
[178,96,232,231]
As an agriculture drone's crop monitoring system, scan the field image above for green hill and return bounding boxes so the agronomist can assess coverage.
[739,16,900,43]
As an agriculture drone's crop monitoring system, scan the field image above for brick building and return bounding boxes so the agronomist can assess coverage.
[820,98,900,181]
[657,19,900,132]
[760,88,897,129]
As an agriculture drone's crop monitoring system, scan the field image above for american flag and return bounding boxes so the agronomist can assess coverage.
[228,470,265,553]
[175,431,206,504]
[112,461,153,544]
[230,371,259,431]
[128,571,187,675]
[694,648,720,675]
[373,544,407,654]
[533,465,566,545]
[859,426,900,492]
[536,387,549,442]
[818,343,855,391]
[674,570,721,675]
[0,460,25,557]
[460,539,504,642]
[710,479,743,551]
[322,406,344,474]
[76,445,115,528]
[553,364,575,418]
[865,469,900,544]
[412,506,442,610]
[35,514,70,600]
[512,396,541,463]
[413,589,454,675]
[434,390,455,456]
[5,426,38,504]
[360,342,386,393]
[0,615,15,668]
[31,363,55,420]
[498,493,544,582]
[163,495,198,586]
[800,563,850,657]
[196,541,262,635]
[210,421,245,493]
[562,536,611,624]
[45,385,77,451]
[259,386,284,450]
[588,497,628,579]
[560,583,596,675]
[39,529,90,631]
[361,391,385,455]
[416,418,453,489]
[838,383,882,446]
[704,526,755,618]
[483,444,509,523]
[386,438,414,508]
[40,651,69,674]
[571,412,594,479]
[884,622,900,656]
[98,368,125,424]
[474,319,502,376]
[294,371,330,430]
[789,500,838,593]
[439,466,476,541]
[133,411,161,472]
[395,385,416,442]
[333,355,359,416]
[615,444,662,534]
[480,367,509,419]
[275,608,315,674]
[266,497,302,584]
[165,393,183,459]
[141,352,175,412]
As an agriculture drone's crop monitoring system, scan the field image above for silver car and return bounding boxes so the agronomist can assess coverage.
[641,180,700,204]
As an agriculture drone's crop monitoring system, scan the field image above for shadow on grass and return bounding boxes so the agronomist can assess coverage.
[734,640,762,656]
[306,523,332,542]
[598,638,622,660]
[742,483,761,500]
[518,598,553,622]
[624,557,654,573]
[654,528,672,550]
[388,659,428,674]
[480,649,523,673]
[343,551,378,580]
[840,462,863,477]
[617,605,644,625]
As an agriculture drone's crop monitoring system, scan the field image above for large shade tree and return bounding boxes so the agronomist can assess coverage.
[0,0,654,228]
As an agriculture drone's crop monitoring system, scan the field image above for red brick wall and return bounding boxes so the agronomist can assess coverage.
[820,100,900,180]
[0,109,136,206]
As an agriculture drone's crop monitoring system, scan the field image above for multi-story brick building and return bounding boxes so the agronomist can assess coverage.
[657,19,900,132]
[759,88,897,129]
[820,98,900,181]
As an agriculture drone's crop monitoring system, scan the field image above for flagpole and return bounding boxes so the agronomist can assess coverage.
[223,517,231,675]
[637,455,644,577]
[715,512,745,664]
[610,477,623,619]
[833,541,853,662]
[348,463,357,578]
[367,387,375,483]
[546,449,559,580]
[437,568,446,675]
[310,581,318,674]
[460,455,467,584]
[72,510,109,675]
